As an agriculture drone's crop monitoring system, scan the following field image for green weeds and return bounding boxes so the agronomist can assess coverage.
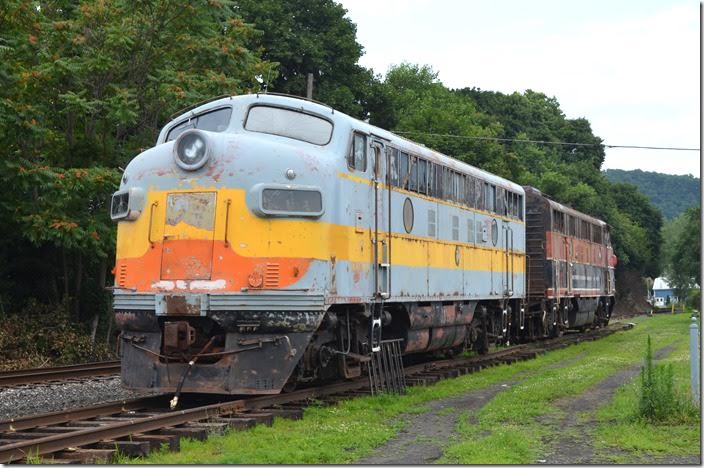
[639,335,698,423]
[593,335,701,460]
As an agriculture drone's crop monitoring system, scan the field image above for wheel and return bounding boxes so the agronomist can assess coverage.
[550,321,563,338]
[474,320,489,355]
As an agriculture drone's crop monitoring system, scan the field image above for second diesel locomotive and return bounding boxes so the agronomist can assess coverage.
[110,93,615,395]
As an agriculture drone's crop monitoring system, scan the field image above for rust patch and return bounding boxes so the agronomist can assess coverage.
[404,329,430,353]
[350,262,366,284]
[163,321,196,352]
[161,295,201,315]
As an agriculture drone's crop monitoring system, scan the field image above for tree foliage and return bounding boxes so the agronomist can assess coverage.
[234,0,376,118]
[2,0,270,168]
[665,206,701,298]
[0,0,270,326]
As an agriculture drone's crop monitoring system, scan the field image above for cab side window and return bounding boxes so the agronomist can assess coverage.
[166,107,233,142]
[348,133,367,171]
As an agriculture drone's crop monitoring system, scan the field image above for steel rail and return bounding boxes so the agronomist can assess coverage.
[0,361,121,387]
[0,380,371,463]
[0,395,169,433]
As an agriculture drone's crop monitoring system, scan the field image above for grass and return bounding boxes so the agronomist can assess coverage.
[136,363,529,464]
[132,314,699,464]
[592,333,701,462]
[438,313,698,464]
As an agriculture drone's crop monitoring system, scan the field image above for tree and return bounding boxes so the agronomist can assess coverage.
[667,207,701,299]
[233,0,376,118]
[608,183,663,277]
[0,0,270,324]
[2,0,271,168]
[371,64,512,178]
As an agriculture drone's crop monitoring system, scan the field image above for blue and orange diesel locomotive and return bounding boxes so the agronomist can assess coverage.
[110,94,616,396]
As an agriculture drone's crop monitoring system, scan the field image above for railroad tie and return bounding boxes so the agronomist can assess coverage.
[129,433,180,452]
[93,440,151,457]
[157,426,209,441]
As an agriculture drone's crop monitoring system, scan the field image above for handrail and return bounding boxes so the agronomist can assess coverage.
[224,199,232,247]
[148,201,158,247]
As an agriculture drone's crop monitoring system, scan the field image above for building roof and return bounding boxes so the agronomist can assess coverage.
[653,277,673,291]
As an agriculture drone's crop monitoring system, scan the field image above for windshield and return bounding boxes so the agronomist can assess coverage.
[244,105,333,145]
[166,107,233,142]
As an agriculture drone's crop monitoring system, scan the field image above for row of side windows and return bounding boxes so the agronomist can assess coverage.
[551,209,608,245]
[348,134,523,221]
[386,147,523,221]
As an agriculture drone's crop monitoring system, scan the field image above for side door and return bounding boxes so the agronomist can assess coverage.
[502,220,514,296]
[372,141,390,299]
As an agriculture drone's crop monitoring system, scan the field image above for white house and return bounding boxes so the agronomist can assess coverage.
[652,277,678,307]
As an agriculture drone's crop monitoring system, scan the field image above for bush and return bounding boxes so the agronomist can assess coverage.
[638,335,698,423]
[685,289,701,311]
[0,299,114,370]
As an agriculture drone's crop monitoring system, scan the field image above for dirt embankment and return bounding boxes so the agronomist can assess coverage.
[613,267,650,317]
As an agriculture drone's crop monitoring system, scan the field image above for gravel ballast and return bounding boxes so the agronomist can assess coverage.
[0,376,157,420]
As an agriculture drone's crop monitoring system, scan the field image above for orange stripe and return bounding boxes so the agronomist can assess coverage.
[116,240,311,292]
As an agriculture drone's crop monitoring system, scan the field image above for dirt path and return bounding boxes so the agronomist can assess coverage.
[539,345,700,465]
[358,351,599,464]
[357,380,516,464]
[358,343,700,465]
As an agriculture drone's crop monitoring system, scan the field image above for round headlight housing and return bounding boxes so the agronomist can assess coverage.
[174,130,210,170]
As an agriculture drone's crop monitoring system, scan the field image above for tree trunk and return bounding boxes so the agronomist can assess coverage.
[73,253,83,320]
[105,316,113,347]
[98,258,107,290]
[62,249,70,304]
[90,314,99,345]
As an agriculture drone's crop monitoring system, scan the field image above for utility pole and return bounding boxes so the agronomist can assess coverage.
[306,73,314,100]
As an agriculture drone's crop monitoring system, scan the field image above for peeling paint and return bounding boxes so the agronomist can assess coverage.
[152,280,175,290]
[190,279,227,290]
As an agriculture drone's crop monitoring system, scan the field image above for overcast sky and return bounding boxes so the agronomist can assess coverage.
[337,0,700,176]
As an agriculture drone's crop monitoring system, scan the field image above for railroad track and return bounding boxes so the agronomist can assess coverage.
[0,322,633,464]
[0,361,121,388]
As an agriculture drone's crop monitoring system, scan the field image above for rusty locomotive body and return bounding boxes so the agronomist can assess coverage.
[110,93,615,396]
[523,187,616,334]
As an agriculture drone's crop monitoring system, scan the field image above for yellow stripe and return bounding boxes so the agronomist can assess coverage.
[116,188,525,272]
[336,171,525,225]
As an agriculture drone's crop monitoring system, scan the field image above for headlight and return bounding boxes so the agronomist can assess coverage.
[110,187,145,221]
[174,129,210,170]
[111,191,130,220]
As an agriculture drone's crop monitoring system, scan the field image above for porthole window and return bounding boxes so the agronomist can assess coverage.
[491,219,498,246]
[403,198,414,233]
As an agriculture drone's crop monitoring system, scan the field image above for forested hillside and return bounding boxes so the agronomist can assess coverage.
[604,169,700,220]
[0,0,664,363]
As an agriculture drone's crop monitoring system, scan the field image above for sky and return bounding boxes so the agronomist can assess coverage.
[337,0,700,176]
